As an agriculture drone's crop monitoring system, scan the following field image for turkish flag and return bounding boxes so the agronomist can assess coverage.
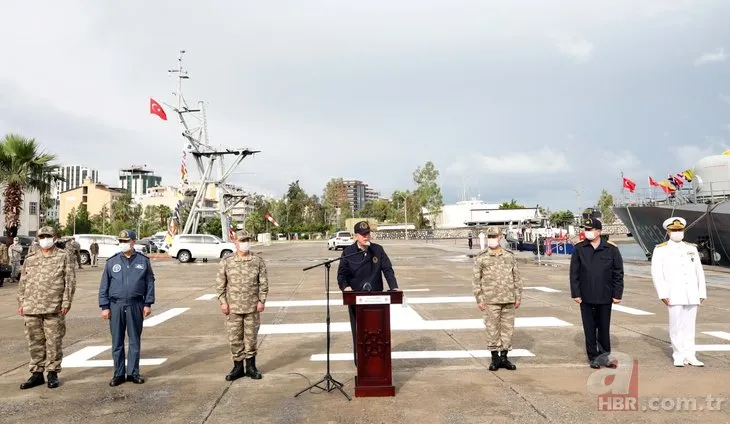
[649,176,660,187]
[150,98,167,120]
[622,177,636,192]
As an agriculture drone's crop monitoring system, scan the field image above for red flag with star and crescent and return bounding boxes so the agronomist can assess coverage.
[150,98,167,120]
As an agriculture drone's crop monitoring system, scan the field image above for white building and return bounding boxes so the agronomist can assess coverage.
[423,199,545,229]
[119,165,162,201]
[0,186,41,237]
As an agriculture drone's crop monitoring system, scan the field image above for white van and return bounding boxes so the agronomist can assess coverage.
[167,234,237,263]
[74,234,143,265]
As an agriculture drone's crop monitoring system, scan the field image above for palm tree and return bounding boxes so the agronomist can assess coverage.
[0,134,63,237]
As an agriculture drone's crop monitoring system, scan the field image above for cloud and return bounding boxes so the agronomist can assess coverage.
[694,48,727,65]
[447,148,569,177]
[674,139,730,165]
[602,150,642,173]
[553,34,594,62]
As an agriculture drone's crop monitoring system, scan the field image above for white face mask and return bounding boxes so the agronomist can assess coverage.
[39,238,55,249]
[119,242,132,253]
[487,238,499,248]
[584,231,597,241]
[669,231,684,242]
[238,242,251,252]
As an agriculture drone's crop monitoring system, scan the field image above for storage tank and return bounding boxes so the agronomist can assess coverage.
[693,153,730,198]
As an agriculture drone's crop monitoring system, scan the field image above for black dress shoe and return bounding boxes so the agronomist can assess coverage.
[589,358,601,369]
[109,376,125,386]
[127,374,145,384]
[47,371,59,388]
[20,372,45,390]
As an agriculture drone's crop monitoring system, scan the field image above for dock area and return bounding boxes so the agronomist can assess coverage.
[1,240,729,423]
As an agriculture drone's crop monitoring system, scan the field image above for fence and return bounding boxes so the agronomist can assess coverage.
[369,224,630,241]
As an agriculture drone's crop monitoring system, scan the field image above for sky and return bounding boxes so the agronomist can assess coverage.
[2,0,730,213]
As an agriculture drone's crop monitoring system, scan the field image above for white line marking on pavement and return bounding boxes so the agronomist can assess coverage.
[524,286,562,293]
[611,305,654,315]
[143,308,190,327]
[703,331,730,342]
[61,346,167,368]
[327,289,431,294]
[695,345,730,352]
[196,294,217,301]
[311,349,535,361]
[258,304,572,334]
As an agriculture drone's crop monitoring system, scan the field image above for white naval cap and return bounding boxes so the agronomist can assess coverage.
[662,216,686,231]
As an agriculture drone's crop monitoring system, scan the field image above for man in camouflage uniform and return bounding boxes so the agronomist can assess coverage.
[216,231,269,381]
[472,226,523,371]
[0,237,9,287]
[68,237,82,269]
[16,226,76,389]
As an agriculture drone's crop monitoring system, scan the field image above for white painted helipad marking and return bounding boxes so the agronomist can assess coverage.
[611,305,654,315]
[703,331,730,342]
[327,289,431,294]
[196,294,217,301]
[258,304,572,334]
[143,308,190,327]
[524,286,561,293]
[311,349,535,361]
[61,346,167,368]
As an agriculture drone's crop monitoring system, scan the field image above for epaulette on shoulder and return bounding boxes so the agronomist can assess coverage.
[685,241,696,246]
[606,240,618,247]
[656,241,668,247]
[502,248,515,254]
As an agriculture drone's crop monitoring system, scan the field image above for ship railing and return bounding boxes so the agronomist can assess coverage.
[613,180,730,207]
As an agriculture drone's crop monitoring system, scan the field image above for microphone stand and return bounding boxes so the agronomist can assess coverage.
[294,248,364,401]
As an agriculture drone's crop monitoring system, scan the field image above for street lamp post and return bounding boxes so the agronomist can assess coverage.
[398,193,410,240]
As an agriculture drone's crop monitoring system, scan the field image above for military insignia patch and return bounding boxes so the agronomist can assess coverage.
[120,230,128,239]
[112,264,122,273]
[359,222,369,230]
[372,256,378,263]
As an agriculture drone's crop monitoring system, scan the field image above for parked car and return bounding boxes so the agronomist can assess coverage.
[167,234,236,263]
[327,231,354,250]
[75,234,144,265]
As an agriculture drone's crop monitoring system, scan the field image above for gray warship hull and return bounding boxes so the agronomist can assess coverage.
[612,202,730,266]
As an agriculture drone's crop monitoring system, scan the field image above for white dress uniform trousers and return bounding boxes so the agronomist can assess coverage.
[650,241,707,364]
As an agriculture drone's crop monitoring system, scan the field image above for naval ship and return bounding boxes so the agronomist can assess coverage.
[612,151,730,267]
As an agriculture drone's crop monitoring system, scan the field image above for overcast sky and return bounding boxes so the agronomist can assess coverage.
[2,0,730,212]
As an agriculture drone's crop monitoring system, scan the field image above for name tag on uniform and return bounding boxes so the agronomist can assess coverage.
[356,295,390,305]
[135,264,145,270]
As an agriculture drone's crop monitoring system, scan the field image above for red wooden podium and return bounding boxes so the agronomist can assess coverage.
[342,290,403,397]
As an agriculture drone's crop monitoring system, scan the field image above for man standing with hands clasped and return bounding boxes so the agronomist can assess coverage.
[17,226,75,389]
[650,217,707,367]
[472,226,522,371]
[99,230,155,387]
[570,218,624,369]
[216,231,269,381]
[337,221,399,366]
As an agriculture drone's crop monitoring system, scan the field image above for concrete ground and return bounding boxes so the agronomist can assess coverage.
[1,240,729,424]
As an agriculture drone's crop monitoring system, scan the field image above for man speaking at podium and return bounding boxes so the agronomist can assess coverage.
[337,221,400,365]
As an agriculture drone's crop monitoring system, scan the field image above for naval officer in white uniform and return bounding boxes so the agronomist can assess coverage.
[650,217,707,367]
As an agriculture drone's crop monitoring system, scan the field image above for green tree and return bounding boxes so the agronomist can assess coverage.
[550,210,575,227]
[357,199,391,222]
[322,178,347,225]
[597,190,615,224]
[203,216,222,236]
[65,204,92,235]
[499,199,524,209]
[412,161,443,228]
[0,133,63,237]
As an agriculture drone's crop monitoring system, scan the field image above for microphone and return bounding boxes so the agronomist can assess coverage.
[363,282,372,292]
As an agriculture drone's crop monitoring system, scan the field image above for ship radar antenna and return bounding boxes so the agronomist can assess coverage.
[165,50,261,241]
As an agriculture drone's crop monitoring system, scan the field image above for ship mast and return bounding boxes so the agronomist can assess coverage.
[167,50,260,240]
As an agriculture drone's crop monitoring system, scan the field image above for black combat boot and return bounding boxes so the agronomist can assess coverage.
[245,357,262,379]
[500,351,517,370]
[47,371,59,388]
[489,351,500,371]
[225,361,245,381]
[20,372,45,389]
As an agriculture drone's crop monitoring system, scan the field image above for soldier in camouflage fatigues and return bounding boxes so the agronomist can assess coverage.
[0,238,9,287]
[16,226,76,389]
[69,237,82,269]
[216,230,269,381]
[472,226,523,371]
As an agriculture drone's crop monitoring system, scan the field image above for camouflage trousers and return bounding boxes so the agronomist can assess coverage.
[24,313,66,373]
[226,312,260,361]
[483,303,515,351]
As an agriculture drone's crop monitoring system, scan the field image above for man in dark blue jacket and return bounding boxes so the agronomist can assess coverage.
[337,221,399,365]
[99,230,155,386]
[569,218,624,369]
